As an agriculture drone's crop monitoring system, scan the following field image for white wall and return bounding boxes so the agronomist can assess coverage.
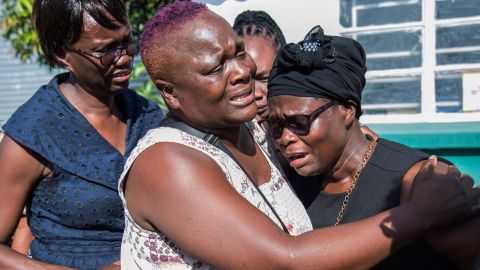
[195,0,342,43]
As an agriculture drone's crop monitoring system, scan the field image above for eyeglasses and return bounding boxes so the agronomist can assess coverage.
[65,39,139,66]
[267,100,337,139]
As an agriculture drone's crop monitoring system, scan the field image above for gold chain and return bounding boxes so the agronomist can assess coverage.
[335,139,377,226]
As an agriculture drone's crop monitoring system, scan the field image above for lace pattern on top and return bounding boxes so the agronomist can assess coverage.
[118,121,312,269]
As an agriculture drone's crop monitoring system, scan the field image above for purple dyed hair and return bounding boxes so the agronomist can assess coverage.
[141,1,207,80]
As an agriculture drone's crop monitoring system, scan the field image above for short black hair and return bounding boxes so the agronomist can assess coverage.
[32,0,129,67]
[233,10,286,52]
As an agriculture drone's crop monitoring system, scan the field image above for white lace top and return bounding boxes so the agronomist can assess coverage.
[118,121,313,269]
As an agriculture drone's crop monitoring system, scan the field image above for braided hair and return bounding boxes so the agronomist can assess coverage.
[233,10,286,52]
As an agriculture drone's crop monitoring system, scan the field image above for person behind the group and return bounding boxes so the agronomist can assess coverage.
[118,2,478,269]
[0,0,164,269]
[232,10,321,203]
[233,10,286,130]
[267,25,480,269]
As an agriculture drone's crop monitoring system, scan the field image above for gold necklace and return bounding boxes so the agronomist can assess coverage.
[335,139,377,226]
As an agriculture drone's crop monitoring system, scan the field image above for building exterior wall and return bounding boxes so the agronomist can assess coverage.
[198,0,343,41]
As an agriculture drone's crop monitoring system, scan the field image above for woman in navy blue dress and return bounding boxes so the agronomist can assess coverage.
[0,0,163,269]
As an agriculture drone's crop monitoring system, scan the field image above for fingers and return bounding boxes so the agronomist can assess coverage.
[429,155,438,167]
[416,155,437,177]
[473,187,480,204]
[446,164,461,179]
[465,186,480,218]
[471,188,480,217]
[460,173,475,191]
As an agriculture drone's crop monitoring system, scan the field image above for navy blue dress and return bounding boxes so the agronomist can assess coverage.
[2,73,164,269]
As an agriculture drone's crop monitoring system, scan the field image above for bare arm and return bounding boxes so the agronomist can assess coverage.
[10,217,34,255]
[125,144,475,270]
[401,160,480,269]
[0,135,72,270]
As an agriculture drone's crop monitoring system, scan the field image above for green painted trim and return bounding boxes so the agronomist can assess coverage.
[368,122,480,149]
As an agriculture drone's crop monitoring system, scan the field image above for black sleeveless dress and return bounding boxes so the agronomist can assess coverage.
[304,138,458,270]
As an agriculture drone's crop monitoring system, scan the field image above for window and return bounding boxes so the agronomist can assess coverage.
[340,0,480,123]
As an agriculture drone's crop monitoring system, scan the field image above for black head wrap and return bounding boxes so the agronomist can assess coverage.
[268,26,367,118]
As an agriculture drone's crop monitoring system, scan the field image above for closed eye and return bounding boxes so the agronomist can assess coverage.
[255,75,269,83]
[208,62,225,75]
[236,50,246,60]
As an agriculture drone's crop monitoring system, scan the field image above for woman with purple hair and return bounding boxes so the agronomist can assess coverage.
[117,1,478,269]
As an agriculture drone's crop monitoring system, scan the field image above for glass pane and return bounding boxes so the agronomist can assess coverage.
[437,24,480,48]
[357,3,422,27]
[340,0,352,28]
[435,71,462,113]
[437,24,480,65]
[437,51,480,65]
[366,56,421,70]
[362,76,421,115]
[436,0,480,19]
[356,0,386,4]
[355,30,422,70]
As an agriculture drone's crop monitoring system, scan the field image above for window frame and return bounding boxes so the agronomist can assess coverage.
[340,0,480,124]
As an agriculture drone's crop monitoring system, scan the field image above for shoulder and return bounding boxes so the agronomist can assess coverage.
[0,74,73,168]
[4,79,56,124]
[400,157,451,203]
[127,141,226,199]
[370,139,432,202]
[122,126,225,179]
[369,138,429,172]
[376,138,428,159]
[124,124,232,184]
[2,74,67,144]
[135,142,221,173]
[4,73,69,120]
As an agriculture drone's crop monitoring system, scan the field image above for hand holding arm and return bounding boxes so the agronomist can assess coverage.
[401,157,480,269]
[124,145,476,270]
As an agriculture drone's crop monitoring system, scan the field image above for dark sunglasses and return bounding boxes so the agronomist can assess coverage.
[65,39,139,66]
[268,100,337,139]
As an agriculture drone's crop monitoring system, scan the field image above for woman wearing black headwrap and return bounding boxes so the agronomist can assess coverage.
[268,26,480,270]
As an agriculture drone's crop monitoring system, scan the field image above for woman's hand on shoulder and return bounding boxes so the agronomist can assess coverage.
[402,157,480,269]
[403,156,477,229]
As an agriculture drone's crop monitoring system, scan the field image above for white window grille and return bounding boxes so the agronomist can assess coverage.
[340,0,480,123]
